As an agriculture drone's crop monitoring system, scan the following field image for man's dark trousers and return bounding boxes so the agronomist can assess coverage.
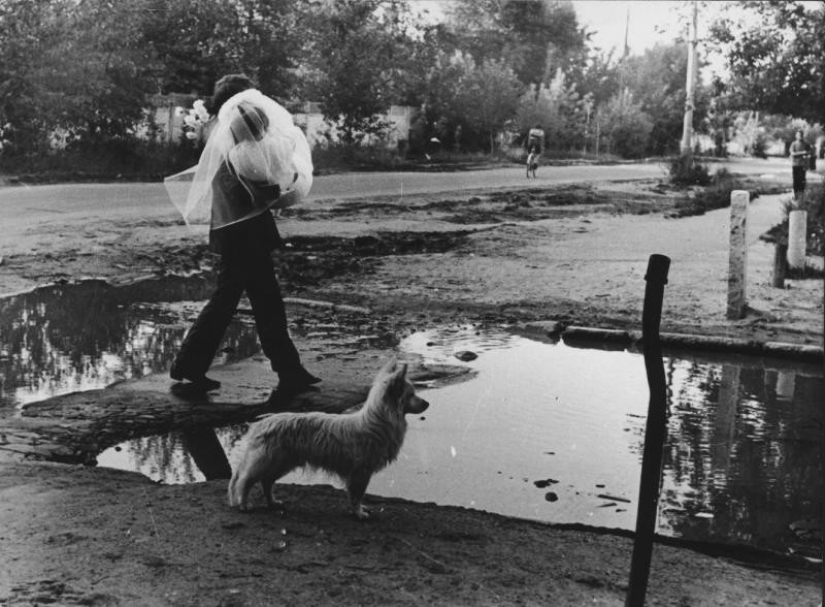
[173,211,300,377]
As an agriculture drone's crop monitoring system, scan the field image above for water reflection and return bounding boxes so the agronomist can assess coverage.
[2,281,821,557]
[0,279,262,410]
[101,425,247,484]
[96,325,822,557]
[660,360,822,555]
[181,426,232,480]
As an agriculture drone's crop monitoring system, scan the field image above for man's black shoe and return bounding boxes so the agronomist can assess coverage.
[170,363,221,391]
[277,368,321,394]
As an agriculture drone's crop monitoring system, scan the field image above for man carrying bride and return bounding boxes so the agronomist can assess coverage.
[165,74,320,394]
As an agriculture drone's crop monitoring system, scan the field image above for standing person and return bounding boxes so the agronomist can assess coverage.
[526,147,538,178]
[789,129,811,201]
[164,74,320,393]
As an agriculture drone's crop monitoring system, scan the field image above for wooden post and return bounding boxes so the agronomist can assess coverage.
[711,366,739,478]
[680,1,698,160]
[772,242,787,288]
[726,190,749,319]
[787,209,808,270]
[626,254,670,607]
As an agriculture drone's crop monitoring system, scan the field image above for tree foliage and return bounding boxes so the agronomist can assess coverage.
[5,0,816,165]
[0,0,65,153]
[299,0,401,143]
[447,0,587,86]
[0,0,158,153]
[458,58,522,152]
[596,92,654,158]
[708,0,825,122]
[418,52,521,153]
[623,43,700,156]
[516,70,586,151]
[142,0,307,103]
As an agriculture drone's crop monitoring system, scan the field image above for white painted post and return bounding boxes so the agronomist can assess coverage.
[727,190,749,320]
[775,370,796,403]
[787,209,808,270]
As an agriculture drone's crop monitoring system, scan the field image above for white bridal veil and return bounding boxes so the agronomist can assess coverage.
[164,89,313,229]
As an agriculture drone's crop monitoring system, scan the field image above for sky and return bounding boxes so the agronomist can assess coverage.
[571,1,686,56]
[412,1,691,57]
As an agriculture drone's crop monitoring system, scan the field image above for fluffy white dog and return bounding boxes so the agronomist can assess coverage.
[228,359,429,519]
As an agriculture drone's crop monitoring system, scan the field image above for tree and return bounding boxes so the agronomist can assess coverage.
[458,58,522,152]
[596,92,654,158]
[446,0,587,87]
[708,0,825,123]
[58,0,158,145]
[232,0,307,100]
[0,0,158,153]
[573,48,621,110]
[622,43,709,156]
[300,0,403,143]
[498,0,585,86]
[0,0,76,154]
[516,69,585,151]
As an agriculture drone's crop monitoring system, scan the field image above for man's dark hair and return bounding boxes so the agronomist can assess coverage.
[210,74,256,114]
[235,102,270,141]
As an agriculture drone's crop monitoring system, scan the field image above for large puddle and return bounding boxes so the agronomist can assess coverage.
[1,281,822,558]
[0,278,259,410]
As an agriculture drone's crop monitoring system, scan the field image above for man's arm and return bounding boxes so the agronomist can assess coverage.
[790,143,810,157]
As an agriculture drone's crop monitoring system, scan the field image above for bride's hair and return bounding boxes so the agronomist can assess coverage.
[211,74,256,114]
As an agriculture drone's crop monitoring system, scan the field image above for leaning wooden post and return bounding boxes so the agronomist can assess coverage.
[726,190,749,320]
[626,254,670,607]
[772,241,788,288]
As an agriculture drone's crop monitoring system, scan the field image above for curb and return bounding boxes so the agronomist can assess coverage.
[524,323,824,363]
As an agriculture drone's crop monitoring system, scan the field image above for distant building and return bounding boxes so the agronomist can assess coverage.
[150,93,199,144]
[150,94,415,150]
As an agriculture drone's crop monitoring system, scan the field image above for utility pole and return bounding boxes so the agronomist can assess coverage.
[680,1,698,160]
[619,6,630,106]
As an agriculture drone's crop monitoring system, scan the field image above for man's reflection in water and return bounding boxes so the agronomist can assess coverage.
[181,426,232,480]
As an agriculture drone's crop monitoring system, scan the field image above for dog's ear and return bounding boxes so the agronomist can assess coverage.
[380,357,398,379]
[389,362,408,395]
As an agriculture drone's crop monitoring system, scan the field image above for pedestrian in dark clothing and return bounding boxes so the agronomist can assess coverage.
[789,129,811,201]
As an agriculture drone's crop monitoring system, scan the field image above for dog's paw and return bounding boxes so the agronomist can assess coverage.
[267,498,285,510]
[353,504,371,520]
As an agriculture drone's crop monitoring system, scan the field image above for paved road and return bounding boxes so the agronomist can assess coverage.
[0,157,794,233]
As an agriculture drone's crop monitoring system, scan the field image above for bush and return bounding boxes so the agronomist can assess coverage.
[671,168,750,217]
[0,139,202,182]
[751,133,768,159]
[596,94,654,159]
[668,155,711,186]
[310,141,406,172]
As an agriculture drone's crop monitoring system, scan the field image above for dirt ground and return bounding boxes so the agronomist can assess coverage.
[0,171,823,606]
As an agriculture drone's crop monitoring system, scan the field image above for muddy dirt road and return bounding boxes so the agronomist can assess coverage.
[0,158,821,345]
[0,157,785,230]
